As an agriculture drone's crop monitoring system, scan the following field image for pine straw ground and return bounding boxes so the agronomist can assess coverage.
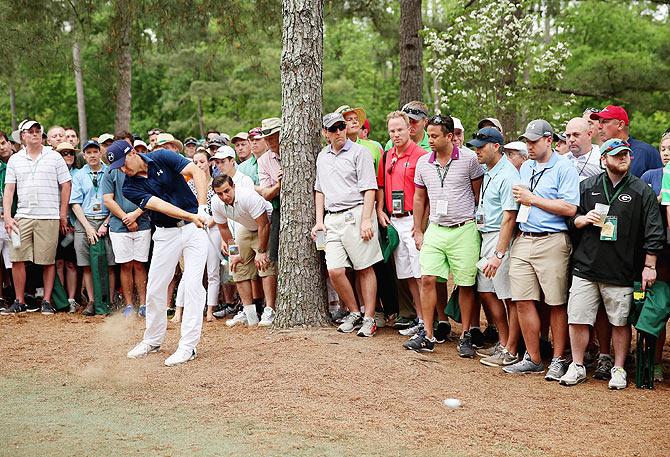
[0,312,667,457]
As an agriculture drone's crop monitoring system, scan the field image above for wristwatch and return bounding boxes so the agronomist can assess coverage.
[493,250,505,260]
[257,248,267,254]
[103,222,110,228]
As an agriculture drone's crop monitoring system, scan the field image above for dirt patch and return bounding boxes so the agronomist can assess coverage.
[0,313,667,456]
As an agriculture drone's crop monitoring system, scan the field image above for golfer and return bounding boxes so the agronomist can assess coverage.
[106,140,208,366]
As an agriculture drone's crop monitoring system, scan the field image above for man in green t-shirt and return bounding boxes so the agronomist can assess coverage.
[335,105,383,176]
[384,101,431,153]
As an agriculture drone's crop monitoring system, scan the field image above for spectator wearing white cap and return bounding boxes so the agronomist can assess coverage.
[1,120,72,315]
[231,132,251,163]
[503,141,528,170]
[133,139,149,154]
[155,133,183,153]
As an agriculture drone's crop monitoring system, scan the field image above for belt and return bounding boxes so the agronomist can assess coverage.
[521,231,563,238]
[155,220,192,229]
[325,205,359,215]
[439,219,473,229]
[392,211,413,218]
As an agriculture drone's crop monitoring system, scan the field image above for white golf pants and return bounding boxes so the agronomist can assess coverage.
[143,223,207,351]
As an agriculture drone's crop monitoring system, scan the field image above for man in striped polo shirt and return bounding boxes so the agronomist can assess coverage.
[408,114,484,355]
[1,120,72,315]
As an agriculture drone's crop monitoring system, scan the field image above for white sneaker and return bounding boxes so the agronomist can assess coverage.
[127,341,161,359]
[559,362,586,386]
[226,310,248,327]
[164,347,197,367]
[608,366,627,390]
[399,322,422,336]
[258,307,275,327]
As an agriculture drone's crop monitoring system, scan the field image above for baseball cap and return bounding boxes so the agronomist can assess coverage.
[155,133,183,151]
[477,117,503,133]
[260,118,281,137]
[98,133,114,144]
[210,145,236,160]
[401,102,428,121]
[590,105,629,126]
[133,139,148,150]
[207,135,228,148]
[20,119,42,132]
[82,140,100,152]
[600,138,632,156]
[183,136,198,146]
[56,141,79,153]
[107,140,134,170]
[518,119,554,142]
[248,127,263,140]
[335,105,367,125]
[555,132,567,142]
[504,141,528,157]
[231,132,249,143]
[323,113,345,129]
[466,127,505,149]
[452,116,464,132]
[362,119,370,131]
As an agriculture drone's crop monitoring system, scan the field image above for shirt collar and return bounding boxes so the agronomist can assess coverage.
[428,145,459,164]
[485,154,509,178]
[328,138,354,155]
[530,150,559,171]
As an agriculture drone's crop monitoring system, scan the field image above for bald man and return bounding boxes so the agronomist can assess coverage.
[564,117,602,181]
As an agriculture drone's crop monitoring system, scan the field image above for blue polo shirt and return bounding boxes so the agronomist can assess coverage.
[628,136,663,178]
[100,168,151,233]
[122,149,198,227]
[70,163,110,218]
[478,154,520,232]
[518,151,580,233]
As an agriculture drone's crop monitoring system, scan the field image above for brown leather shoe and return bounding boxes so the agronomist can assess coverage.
[82,302,95,316]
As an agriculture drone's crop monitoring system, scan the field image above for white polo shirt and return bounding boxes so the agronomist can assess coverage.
[212,186,272,231]
[232,170,255,190]
[5,146,72,219]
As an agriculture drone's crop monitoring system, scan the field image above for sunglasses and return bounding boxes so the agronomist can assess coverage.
[403,107,428,117]
[584,107,601,114]
[147,128,163,135]
[429,115,450,125]
[326,122,347,133]
[602,140,631,154]
[261,128,278,136]
[60,150,76,157]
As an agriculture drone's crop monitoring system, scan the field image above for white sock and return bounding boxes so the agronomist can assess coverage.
[244,304,259,325]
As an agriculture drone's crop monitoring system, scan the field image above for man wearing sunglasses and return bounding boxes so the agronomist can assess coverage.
[335,105,383,175]
[561,139,664,389]
[590,105,662,178]
[1,120,72,316]
[147,128,163,151]
[70,140,116,316]
[312,113,383,337]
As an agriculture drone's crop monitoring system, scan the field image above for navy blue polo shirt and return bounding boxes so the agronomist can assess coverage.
[628,136,662,178]
[122,149,198,227]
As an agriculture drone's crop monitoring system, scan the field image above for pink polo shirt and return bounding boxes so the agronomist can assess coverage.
[258,150,281,188]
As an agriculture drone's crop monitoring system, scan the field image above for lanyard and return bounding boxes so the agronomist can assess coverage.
[479,174,493,206]
[435,162,450,188]
[29,153,45,183]
[89,171,100,191]
[529,168,546,192]
[603,175,629,205]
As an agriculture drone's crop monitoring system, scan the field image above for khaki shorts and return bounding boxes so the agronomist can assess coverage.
[232,225,277,282]
[324,204,383,271]
[10,218,60,265]
[567,276,633,327]
[509,232,571,305]
[74,219,116,267]
[476,231,512,300]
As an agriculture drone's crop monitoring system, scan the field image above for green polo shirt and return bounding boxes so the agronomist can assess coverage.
[356,138,382,177]
[385,131,430,153]
[238,154,259,186]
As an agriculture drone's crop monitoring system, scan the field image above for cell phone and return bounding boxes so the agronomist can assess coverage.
[228,244,240,256]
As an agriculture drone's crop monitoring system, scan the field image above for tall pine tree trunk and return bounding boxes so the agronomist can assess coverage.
[274,0,329,328]
[113,0,132,134]
[72,40,88,142]
[399,0,424,106]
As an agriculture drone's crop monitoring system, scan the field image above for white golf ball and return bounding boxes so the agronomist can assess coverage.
[443,398,462,409]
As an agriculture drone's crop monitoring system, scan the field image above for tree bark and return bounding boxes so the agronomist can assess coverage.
[113,0,132,134]
[72,40,88,142]
[399,0,424,107]
[274,0,329,328]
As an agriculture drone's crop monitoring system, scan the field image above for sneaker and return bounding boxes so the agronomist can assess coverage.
[164,347,197,367]
[330,308,347,323]
[403,329,435,352]
[68,299,79,314]
[457,332,476,358]
[82,302,95,316]
[653,364,664,383]
[258,307,275,327]
[127,341,161,359]
[357,317,377,337]
[483,325,499,345]
[26,301,40,313]
[393,316,415,329]
[593,354,614,380]
[337,312,362,333]
[476,342,501,358]
[122,305,134,318]
[0,300,27,315]
[559,362,587,386]
[226,310,248,327]
[545,356,569,382]
[583,343,600,368]
[40,300,56,315]
[502,352,544,374]
[138,305,147,318]
[608,366,627,390]
[480,346,519,367]
[434,321,451,344]
[374,311,386,328]
[399,322,422,336]
[469,327,485,349]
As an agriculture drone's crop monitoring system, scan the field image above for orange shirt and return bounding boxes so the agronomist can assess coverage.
[376,140,427,213]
